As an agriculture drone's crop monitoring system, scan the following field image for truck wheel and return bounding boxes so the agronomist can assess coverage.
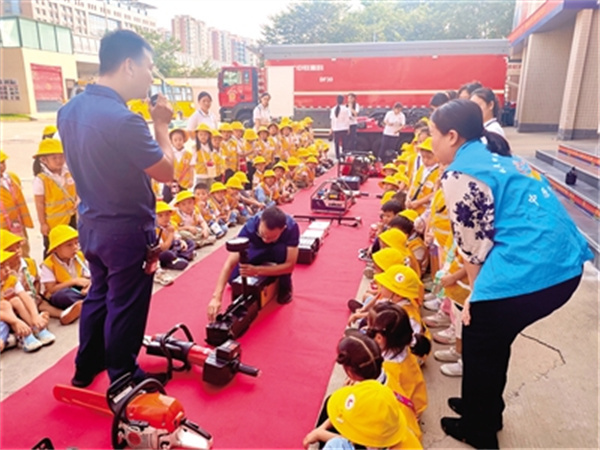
[237,111,252,128]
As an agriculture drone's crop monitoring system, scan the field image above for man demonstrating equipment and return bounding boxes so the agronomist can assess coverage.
[58,30,175,387]
[207,207,299,322]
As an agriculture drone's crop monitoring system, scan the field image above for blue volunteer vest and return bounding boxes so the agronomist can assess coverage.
[447,139,592,301]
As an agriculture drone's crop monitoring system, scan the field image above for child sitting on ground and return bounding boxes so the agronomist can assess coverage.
[359,200,404,262]
[303,330,423,449]
[378,228,421,278]
[254,169,279,208]
[225,177,250,224]
[194,182,227,239]
[378,176,400,194]
[368,302,429,417]
[233,172,265,215]
[155,201,194,270]
[251,156,267,190]
[389,210,428,275]
[207,182,235,228]
[272,161,294,203]
[1,249,55,352]
[40,225,90,325]
[171,190,217,248]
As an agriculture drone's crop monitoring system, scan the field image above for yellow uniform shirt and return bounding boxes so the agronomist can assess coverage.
[407,165,439,215]
[41,251,87,284]
[383,351,428,417]
[173,148,195,189]
[36,172,77,229]
[0,172,34,230]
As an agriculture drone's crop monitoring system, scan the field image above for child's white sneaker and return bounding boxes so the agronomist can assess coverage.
[423,298,442,311]
[433,324,456,345]
[34,328,56,346]
[20,334,43,353]
[434,346,461,362]
[154,269,174,286]
[60,300,83,325]
[441,358,463,377]
[5,334,17,350]
[423,310,451,328]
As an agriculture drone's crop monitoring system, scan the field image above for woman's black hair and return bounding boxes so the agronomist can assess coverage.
[458,81,483,97]
[260,92,271,99]
[348,93,357,111]
[335,94,344,118]
[371,302,431,358]
[195,129,213,152]
[393,102,403,110]
[413,119,430,131]
[430,92,449,108]
[381,200,403,215]
[197,91,212,102]
[446,90,458,100]
[471,87,500,118]
[389,216,413,236]
[336,329,383,381]
[431,99,511,157]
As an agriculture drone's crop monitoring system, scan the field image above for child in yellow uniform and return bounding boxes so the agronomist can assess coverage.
[0,150,34,257]
[391,209,428,275]
[1,249,55,352]
[210,130,225,181]
[378,176,400,194]
[273,161,294,203]
[254,170,279,208]
[378,228,422,280]
[382,162,399,178]
[194,124,218,186]
[40,225,89,325]
[164,128,195,203]
[368,301,429,418]
[234,172,264,215]
[219,123,238,180]
[207,182,234,228]
[171,190,216,248]
[242,128,259,173]
[251,155,267,190]
[193,183,227,238]
[393,171,410,194]
[32,139,78,257]
[268,122,282,162]
[257,126,276,165]
[155,202,194,270]
[279,119,295,159]
[224,177,249,224]
[406,137,438,215]
[305,156,319,186]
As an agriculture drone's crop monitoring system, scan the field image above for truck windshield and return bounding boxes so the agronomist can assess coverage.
[222,69,242,88]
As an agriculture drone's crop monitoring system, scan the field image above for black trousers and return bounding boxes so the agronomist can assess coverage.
[460,274,582,447]
[333,130,348,160]
[378,134,400,162]
[347,124,358,151]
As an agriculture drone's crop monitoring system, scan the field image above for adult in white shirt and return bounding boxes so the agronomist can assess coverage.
[187,91,218,132]
[253,92,272,129]
[346,93,360,151]
[470,87,506,138]
[379,102,405,162]
[330,95,350,160]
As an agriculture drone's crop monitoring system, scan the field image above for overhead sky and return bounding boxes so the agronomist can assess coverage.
[145,0,295,40]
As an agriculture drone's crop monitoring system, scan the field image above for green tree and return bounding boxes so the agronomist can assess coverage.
[135,28,186,77]
[185,60,220,78]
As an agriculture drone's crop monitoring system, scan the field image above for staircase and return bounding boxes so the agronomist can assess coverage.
[525,141,599,269]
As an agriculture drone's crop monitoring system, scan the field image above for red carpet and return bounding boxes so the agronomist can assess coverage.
[1,174,382,449]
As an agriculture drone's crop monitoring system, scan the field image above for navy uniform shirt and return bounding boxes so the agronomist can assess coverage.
[57,84,163,233]
[238,213,299,260]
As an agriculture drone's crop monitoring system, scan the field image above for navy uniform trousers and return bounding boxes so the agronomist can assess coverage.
[75,220,155,382]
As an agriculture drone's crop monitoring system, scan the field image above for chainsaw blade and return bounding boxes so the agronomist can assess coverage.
[53,384,112,417]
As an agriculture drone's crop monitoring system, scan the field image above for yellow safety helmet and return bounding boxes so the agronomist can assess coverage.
[382,163,398,173]
[0,150,7,163]
[156,201,174,214]
[263,169,276,179]
[209,182,227,194]
[257,126,269,134]
[287,156,300,167]
[372,247,411,273]
[253,156,266,165]
[195,123,212,133]
[273,161,288,172]
[231,121,244,131]
[174,190,194,205]
[42,125,58,136]
[306,156,319,164]
[378,228,408,251]
[169,128,189,141]
[417,137,433,152]
[0,229,24,251]
[33,139,63,158]
[218,123,233,132]
[378,176,399,189]
[399,209,419,222]
[234,171,249,184]
[0,249,16,265]
[243,129,258,141]
[47,224,79,254]
[225,177,244,190]
[211,129,223,139]
[374,264,423,300]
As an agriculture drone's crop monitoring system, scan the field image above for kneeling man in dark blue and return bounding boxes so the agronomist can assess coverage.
[207,206,299,322]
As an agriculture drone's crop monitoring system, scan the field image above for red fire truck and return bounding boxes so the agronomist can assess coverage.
[218,39,509,151]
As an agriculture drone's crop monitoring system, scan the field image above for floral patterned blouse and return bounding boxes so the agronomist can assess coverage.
[441,171,495,265]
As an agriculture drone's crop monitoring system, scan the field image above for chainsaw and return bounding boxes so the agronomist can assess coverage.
[53,374,213,449]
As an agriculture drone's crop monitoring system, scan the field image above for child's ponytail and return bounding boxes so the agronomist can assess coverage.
[410,333,431,358]
[482,129,511,157]
[336,329,383,381]
[32,157,43,176]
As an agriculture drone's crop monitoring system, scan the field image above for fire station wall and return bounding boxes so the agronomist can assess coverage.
[516,24,575,132]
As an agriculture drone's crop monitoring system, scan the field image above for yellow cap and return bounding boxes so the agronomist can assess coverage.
[382,163,398,173]
[306,156,319,164]
[0,229,24,251]
[34,139,63,158]
[420,116,430,124]
[174,190,194,205]
[303,116,314,124]
[279,118,292,129]
[327,380,407,448]
[297,148,309,158]
[417,137,433,152]
[400,142,414,152]
[231,121,244,131]
[243,129,258,141]
[287,156,300,167]
[47,224,78,254]
[225,177,244,190]
[380,191,396,205]
[234,171,249,183]
[379,228,408,251]
[273,161,288,172]
[195,123,212,133]
[169,128,189,141]
[378,176,399,189]
[372,247,411,272]
[263,169,276,179]
[218,123,233,132]
[307,145,319,156]
[42,125,58,136]
[156,200,174,214]
[0,150,7,163]
[399,209,419,222]
[211,129,223,138]
[253,156,266,165]
[393,172,409,186]
[0,249,16,265]
[396,152,413,163]
[209,182,227,194]
[257,126,269,134]
[374,264,423,300]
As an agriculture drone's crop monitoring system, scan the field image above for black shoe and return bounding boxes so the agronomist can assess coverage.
[447,398,503,431]
[71,367,104,388]
[277,290,293,304]
[347,299,363,313]
[441,417,499,449]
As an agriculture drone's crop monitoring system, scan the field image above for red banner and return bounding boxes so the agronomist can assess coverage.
[31,63,64,101]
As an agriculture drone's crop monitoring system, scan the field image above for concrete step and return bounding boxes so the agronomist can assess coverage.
[526,156,599,269]
[558,142,600,169]
[536,149,600,189]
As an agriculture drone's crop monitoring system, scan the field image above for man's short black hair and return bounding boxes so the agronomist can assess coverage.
[381,200,403,215]
[99,30,153,76]
[261,206,287,230]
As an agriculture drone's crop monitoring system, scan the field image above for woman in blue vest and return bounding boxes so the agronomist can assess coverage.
[429,99,592,449]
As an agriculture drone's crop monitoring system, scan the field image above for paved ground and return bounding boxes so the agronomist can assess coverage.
[1,119,598,448]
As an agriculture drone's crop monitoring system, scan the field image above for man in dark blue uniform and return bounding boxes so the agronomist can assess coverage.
[207,207,299,322]
[58,30,175,387]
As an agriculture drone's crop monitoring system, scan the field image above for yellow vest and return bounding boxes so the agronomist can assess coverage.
[407,235,428,274]
[430,189,453,251]
[195,146,222,176]
[42,251,87,284]
[1,274,18,300]
[383,354,428,417]
[174,149,195,189]
[258,181,279,203]
[0,172,34,230]
[37,172,77,229]
[407,165,438,215]
[221,140,239,172]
